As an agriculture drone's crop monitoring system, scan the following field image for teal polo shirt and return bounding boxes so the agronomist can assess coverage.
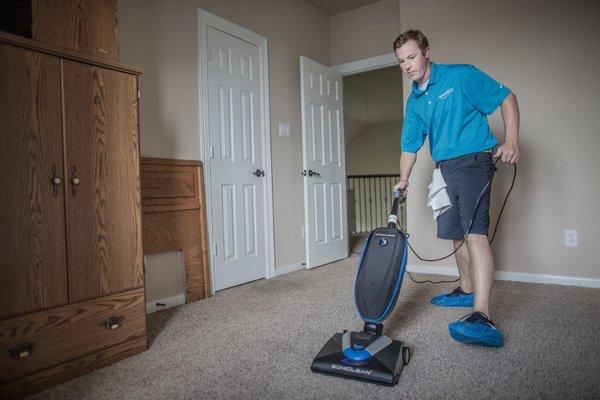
[401,62,511,161]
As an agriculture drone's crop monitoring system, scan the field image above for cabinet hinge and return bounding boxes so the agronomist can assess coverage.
[137,89,142,99]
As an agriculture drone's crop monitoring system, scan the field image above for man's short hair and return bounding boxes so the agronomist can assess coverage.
[393,29,429,53]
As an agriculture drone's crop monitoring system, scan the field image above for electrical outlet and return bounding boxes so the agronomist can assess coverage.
[564,229,578,247]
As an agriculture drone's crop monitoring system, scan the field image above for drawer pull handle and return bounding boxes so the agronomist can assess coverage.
[9,343,34,359]
[103,316,124,330]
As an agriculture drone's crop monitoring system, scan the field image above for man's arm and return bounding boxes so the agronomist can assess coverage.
[494,92,520,163]
[393,152,417,196]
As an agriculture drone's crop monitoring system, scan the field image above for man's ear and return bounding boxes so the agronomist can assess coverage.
[423,47,430,60]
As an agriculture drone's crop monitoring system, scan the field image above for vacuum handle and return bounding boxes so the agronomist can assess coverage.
[388,191,401,228]
[390,190,401,215]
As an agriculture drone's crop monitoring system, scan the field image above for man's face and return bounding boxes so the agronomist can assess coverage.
[395,39,430,84]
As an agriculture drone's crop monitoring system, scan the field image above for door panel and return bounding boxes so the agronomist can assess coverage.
[207,27,266,290]
[62,61,143,301]
[330,183,343,241]
[0,44,68,319]
[243,185,257,256]
[313,183,327,244]
[327,108,341,165]
[300,56,348,268]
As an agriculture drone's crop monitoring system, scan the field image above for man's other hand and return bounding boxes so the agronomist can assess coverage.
[494,140,520,164]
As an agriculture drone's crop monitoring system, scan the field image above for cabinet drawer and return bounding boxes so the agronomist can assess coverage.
[0,288,146,383]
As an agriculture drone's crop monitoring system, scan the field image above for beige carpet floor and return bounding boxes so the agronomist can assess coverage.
[31,255,600,399]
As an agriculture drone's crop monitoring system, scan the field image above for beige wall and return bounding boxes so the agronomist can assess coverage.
[143,252,186,301]
[346,121,402,175]
[118,0,330,300]
[400,0,600,279]
[120,0,600,304]
[330,0,400,65]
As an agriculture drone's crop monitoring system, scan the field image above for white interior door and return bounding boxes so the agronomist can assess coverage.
[300,56,349,269]
[207,26,266,290]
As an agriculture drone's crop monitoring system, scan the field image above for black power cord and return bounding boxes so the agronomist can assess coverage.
[352,159,517,285]
[407,159,517,284]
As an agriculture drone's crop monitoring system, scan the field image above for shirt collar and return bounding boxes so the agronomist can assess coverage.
[412,62,439,96]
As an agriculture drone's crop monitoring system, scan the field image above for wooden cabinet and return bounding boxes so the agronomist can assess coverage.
[0,32,145,398]
[0,0,119,61]
[32,0,119,61]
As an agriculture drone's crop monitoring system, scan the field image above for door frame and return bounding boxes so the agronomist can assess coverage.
[333,52,398,76]
[328,52,401,256]
[198,9,275,293]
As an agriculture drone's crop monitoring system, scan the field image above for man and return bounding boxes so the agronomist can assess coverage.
[392,29,520,347]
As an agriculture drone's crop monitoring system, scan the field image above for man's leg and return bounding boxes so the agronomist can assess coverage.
[465,233,494,317]
[453,239,473,293]
[448,234,503,347]
[447,153,502,346]
[430,238,474,307]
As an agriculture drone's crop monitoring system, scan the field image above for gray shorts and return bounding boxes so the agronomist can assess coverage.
[436,152,496,240]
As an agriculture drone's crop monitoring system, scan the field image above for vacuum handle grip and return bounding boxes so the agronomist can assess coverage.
[388,191,401,228]
[390,190,401,216]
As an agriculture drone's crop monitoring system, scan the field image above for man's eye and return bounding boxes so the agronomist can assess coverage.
[409,55,415,59]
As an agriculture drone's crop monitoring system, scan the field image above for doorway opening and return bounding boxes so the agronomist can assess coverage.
[342,64,406,254]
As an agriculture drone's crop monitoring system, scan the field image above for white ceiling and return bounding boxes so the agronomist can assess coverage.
[305,0,383,16]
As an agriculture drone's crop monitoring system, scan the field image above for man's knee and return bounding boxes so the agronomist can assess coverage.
[452,239,464,249]
[465,233,489,247]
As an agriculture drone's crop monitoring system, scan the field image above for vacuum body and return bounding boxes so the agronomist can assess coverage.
[311,193,411,385]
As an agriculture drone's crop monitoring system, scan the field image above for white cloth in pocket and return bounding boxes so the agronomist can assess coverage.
[427,168,452,220]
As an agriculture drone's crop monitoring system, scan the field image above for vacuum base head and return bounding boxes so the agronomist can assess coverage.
[310,331,409,386]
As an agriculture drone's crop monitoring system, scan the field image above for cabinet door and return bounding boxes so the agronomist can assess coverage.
[62,61,143,302]
[0,44,68,319]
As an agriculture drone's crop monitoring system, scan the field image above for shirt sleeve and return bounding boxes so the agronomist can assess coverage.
[460,65,511,115]
[401,97,425,153]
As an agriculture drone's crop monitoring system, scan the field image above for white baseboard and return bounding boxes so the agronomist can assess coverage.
[275,261,305,277]
[146,293,186,314]
[407,264,600,288]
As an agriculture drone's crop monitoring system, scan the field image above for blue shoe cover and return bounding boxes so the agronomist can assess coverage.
[430,287,474,308]
[448,311,503,347]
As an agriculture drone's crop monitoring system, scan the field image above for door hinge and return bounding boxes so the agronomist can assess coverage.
[207,48,212,61]
[211,243,217,256]
[137,89,141,99]
[209,145,215,158]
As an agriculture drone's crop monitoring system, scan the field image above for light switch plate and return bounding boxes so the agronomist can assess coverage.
[564,229,578,247]
[279,122,291,137]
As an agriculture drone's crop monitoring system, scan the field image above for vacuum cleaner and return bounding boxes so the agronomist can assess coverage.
[311,190,411,385]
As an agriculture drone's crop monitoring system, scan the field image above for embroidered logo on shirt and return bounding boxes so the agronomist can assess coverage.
[439,88,454,99]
